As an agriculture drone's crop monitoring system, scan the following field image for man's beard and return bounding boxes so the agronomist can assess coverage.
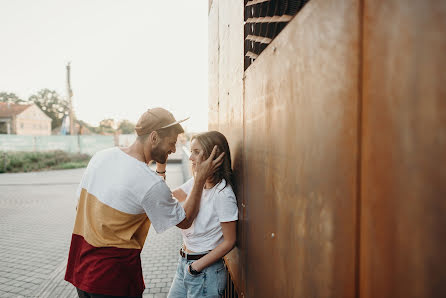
[151,145,168,164]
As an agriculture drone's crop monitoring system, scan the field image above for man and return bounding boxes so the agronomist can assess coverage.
[65,107,224,298]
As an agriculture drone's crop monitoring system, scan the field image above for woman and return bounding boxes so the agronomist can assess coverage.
[167,131,238,298]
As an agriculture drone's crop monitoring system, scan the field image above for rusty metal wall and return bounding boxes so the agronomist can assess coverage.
[243,1,359,297]
[360,1,446,298]
[210,0,360,297]
[209,0,446,297]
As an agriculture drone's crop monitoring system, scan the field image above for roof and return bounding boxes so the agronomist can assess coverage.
[0,102,32,118]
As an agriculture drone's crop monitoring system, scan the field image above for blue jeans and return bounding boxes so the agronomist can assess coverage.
[167,256,227,298]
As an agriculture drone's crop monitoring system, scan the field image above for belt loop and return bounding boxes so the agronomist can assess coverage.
[181,246,185,260]
[181,247,189,261]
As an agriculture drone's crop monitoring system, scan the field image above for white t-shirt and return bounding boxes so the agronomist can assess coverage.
[76,147,186,234]
[179,177,238,252]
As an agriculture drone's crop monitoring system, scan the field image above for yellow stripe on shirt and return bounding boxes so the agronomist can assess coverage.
[73,188,151,249]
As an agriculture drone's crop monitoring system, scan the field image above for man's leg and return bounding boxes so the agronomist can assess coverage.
[76,287,142,298]
[76,288,91,298]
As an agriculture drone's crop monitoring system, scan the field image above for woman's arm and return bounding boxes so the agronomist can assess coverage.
[172,188,187,203]
[189,221,237,272]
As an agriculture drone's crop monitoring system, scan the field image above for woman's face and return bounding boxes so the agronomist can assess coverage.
[189,139,205,172]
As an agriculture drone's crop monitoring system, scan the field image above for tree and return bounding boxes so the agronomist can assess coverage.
[117,120,135,134]
[0,92,27,104]
[28,89,70,130]
[75,120,95,135]
[96,118,116,134]
[99,118,115,129]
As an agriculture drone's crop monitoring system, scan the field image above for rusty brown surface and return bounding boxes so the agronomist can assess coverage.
[208,0,219,131]
[210,0,446,297]
[242,1,360,297]
[209,0,247,294]
[223,247,241,295]
[360,1,446,298]
[217,0,247,294]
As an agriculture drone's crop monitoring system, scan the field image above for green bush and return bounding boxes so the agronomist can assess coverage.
[0,151,91,173]
[54,161,89,170]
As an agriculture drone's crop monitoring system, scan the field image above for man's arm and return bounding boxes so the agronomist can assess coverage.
[176,177,206,229]
[176,146,224,229]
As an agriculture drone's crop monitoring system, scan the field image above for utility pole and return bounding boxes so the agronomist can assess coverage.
[66,62,74,135]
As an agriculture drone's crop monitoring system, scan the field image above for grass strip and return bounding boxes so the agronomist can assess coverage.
[0,150,91,173]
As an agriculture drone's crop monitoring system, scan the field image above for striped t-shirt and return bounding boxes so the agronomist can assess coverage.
[64,147,185,296]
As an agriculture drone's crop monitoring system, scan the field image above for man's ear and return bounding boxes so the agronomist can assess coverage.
[149,131,158,145]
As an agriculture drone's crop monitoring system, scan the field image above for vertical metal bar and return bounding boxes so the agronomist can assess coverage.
[223,267,241,298]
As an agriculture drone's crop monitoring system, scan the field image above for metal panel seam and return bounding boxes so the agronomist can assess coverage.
[355,0,365,297]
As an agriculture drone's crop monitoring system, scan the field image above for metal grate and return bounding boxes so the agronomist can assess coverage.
[244,0,310,70]
[223,266,239,298]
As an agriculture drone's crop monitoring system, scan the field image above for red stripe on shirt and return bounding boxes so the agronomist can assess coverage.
[65,233,145,296]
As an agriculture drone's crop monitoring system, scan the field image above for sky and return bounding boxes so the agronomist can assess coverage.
[0,0,208,132]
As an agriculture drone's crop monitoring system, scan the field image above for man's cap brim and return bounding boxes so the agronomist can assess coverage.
[158,117,190,129]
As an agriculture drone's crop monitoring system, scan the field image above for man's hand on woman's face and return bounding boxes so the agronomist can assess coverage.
[195,146,225,181]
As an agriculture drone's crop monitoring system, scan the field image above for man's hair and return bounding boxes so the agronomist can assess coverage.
[137,123,184,142]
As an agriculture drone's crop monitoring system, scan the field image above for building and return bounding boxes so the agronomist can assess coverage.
[209,0,446,297]
[0,102,52,135]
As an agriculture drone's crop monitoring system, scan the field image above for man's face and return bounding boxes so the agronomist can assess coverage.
[150,134,178,164]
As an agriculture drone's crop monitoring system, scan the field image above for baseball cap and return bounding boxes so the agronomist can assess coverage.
[134,107,189,136]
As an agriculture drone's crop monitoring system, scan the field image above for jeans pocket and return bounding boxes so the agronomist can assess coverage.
[184,265,207,296]
[185,264,205,278]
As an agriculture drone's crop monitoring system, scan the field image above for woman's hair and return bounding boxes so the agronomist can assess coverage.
[191,131,234,192]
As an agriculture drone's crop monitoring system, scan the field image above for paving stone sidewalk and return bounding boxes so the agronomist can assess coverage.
[0,164,185,298]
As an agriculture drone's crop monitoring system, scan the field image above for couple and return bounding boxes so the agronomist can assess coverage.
[64,107,238,298]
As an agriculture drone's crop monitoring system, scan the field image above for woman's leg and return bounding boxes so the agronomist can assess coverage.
[183,259,226,298]
[183,259,207,297]
[167,257,188,298]
[202,259,227,297]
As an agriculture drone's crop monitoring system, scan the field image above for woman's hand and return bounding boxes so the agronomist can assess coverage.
[172,188,187,202]
[188,263,201,275]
